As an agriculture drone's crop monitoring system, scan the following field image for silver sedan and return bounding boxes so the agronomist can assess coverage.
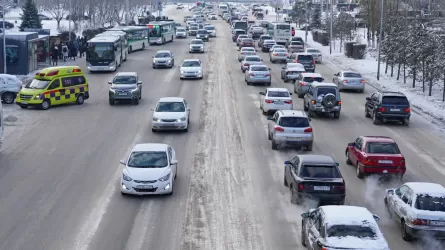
[269,48,289,63]
[152,50,174,69]
[245,65,271,86]
[237,47,257,61]
[333,70,366,92]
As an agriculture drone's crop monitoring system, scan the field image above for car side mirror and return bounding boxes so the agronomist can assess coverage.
[137,81,142,85]
[301,212,310,218]
[387,189,395,195]
[284,160,291,164]
[108,81,112,84]
[373,214,380,221]
[281,66,285,69]
[347,142,355,147]
[268,68,271,70]
[289,93,292,95]
[267,116,273,120]
[335,162,339,166]
[119,159,126,165]
[366,97,371,101]
[170,159,178,165]
[259,92,265,95]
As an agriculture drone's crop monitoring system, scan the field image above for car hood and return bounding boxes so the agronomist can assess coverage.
[3,82,21,92]
[19,88,44,95]
[181,66,201,73]
[325,236,389,250]
[154,57,172,62]
[176,31,186,34]
[125,166,169,180]
[111,84,137,90]
[190,44,204,47]
[196,33,208,36]
[153,112,186,119]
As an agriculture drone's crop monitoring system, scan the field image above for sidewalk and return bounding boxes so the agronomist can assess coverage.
[264,12,445,126]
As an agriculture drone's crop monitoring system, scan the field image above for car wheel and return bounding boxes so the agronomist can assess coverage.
[346,151,352,165]
[401,220,413,241]
[356,164,364,179]
[372,112,381,125]
[402,118,410,126]
[133,98,139,105]
[283,78,288,83]
[271,140,278,150]
[365,108,371,118]
[333,111,340,119]
[284,175,288,186]
[268,131,272,140]
[303,102,308,111]
[153,65,156,69]
[1,92,16,104]
[301,224,307,246]
[41,99,51,110]
[20,105,27,109]
[305,143,313,151]
[151,128,157,132]
[109,99,115,105]
[142,43,145,49]
[183,126,188,132]
[76,94,84,105]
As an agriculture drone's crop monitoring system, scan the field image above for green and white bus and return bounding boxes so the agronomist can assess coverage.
[147,21,175,45]
[266,21,292,45]
[96,31,128,61]
[108,26,149,53]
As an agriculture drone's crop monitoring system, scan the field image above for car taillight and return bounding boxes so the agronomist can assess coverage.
[378,107,386,112]
[337,101,341,105]
[273,53,278,56]
[249,73,254,76]
[284,100,292,104]
[304,127,312,133]
[265,73,271,77]
[400,159,406,166]
[244,63,249,66]
[284,54,288,57]
[361,79,366,84]
[311,100,316,104]
[404,107,411,112]
[298,183,304,191]
[364,157,374,165]
[274,126,284,132]
[300,82,307,86]
[412,219,429,225]
[265,99,273,103]
[343,80,348,83]
[313,59,316,64]
[253,52,256,54]
[240,52,244,54]
[295,60,299,63]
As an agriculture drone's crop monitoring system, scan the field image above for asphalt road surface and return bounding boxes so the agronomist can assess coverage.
[1,7,445,250]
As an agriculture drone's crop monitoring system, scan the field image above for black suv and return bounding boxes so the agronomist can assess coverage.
[284,154,345,205]
[289,53,315,72]
[365,91,411,125]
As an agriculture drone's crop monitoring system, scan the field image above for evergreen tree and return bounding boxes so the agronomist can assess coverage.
[19,0,42,31]
[311,8,321,29]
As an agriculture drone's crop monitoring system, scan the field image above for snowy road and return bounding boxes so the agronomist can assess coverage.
[0,7,445,250]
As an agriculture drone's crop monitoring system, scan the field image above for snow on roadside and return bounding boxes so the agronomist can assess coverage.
[263,13,445,125]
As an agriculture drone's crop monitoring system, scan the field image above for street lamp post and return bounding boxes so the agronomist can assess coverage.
[329,0,333,54]
[377,0,384,80]
[2,3,6,73]
[305,0,308,42]
[68,0,71,42]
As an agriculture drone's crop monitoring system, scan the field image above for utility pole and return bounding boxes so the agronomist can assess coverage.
[68,0,71,42]
[377,0,384,80]
[305,0,309,42]
[2,2,6,73]
[329,0,333,54]
[125,0,129,25]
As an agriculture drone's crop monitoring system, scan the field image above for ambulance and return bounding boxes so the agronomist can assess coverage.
[15,66,89,110]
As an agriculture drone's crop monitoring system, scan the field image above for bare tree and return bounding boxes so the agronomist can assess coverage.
[43,0,68,29]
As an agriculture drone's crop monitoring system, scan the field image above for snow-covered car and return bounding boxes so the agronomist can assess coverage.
[301,206,389,250]
[120,143,178,195]
[384,182,445,241]
[0,74,22,104]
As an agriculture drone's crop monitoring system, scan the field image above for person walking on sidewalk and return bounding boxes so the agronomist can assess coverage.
[62,44,69,62]
[51,46,58,66]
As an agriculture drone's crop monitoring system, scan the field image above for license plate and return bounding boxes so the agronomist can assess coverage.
[22,102,28,104]
[275,101,284,104]
[430,221,445,226]
[383,170,388,173]
[279,54,285,56]
[378,160,393,164]
[287,137,302,140]
[314,186,330,191]
[136,185,153,189]
[118,93,127,95]
[390,109,400,112]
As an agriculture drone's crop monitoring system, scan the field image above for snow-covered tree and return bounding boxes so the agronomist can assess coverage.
[20,0,42,30]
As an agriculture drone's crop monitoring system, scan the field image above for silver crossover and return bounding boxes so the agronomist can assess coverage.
[152,50,174,68]
[108,72,142,105]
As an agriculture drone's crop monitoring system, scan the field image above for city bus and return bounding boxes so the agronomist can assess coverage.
[147,21,175,45]
[108,26,149,53]
[218,3,229,16]
[86,36,122,72]
[266,21,292,44]
[95,31,128,61]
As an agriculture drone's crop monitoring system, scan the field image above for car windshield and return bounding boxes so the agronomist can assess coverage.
[344,72,362,78]
[190,26,198,30]
[190,40,203,44]
[291,42,303,45]
[182,61,200,67]
[261,36,272,40]
[279,117,310,127]
[177,28,185,32]
[127,151,168,168]
[156,102,186,112]
[303,77,324,82]
[300,165,341,178]
[268,91,289,97]
[251,67,268,71]
[382,96,409,105]
[297,55,313,60]
[327,225,377,238]
[205,26,215,30]
[307,49,320,53]
[235,30,246,34]
[113,75,137,84]
[155,52,171,58]
[246,57,261,62]
[365,142,400,154]
[415,195,445,212]
[197,30,207,34]
[317,87,336,96]
[26,79,50,89]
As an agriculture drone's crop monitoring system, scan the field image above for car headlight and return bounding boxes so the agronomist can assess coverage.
[197,69,202,73]
[153,59,156,63]
[109,88,115,92]
[122,173,132,182]
[167,60,171,63]
[181,70,185,74]
[177,116,187,122]
[34,94,42,100]
[109,62,115,67]
[131,87,139,92]
[158,172,171,182]
[153,117,161,122]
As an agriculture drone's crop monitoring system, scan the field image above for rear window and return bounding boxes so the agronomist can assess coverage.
[279,117,310,127]
[300,165,341,178]
[327,225,377,239]
[290,41,303,45]
[415,195,445,212]
[251,67,268,71]
[268,91,289,97]
[243,39,254,42]
[344,72,362,78]
[316,87,336,96]
[297,55,313,60]
[382,96,409,105]
[303,77,324,82]
[365,142,400,154]
[306,49,319,53]
[197,30,207,34]
[234,22,247,29]
[246,57,261,61]
[242,48,255,51]
[235,30,246,34]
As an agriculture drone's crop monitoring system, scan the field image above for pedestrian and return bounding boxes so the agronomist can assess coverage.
[70,44,77,61]
[51,46,58,66]
[266,9,268,15]
[62,44,68,62]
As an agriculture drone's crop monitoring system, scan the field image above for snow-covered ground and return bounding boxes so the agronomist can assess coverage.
[260,10,445,125]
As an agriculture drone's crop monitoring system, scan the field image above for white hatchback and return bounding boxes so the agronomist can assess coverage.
[120,143,178,196]
[259,88,293,114]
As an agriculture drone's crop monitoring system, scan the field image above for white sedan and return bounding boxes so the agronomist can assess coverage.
[121,143,178,196]
[259,88,293,115]
[151,97,190,132]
